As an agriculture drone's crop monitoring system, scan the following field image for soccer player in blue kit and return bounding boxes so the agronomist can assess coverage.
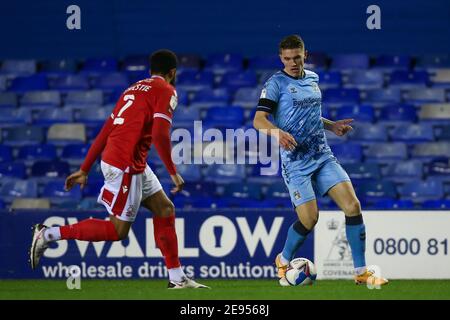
[253,35,388,286]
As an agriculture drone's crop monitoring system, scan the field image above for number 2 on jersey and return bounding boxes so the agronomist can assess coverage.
[113,94,135,125]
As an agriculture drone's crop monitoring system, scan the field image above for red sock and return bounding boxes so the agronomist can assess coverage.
[60,218,119,241]
[153,214,181,268]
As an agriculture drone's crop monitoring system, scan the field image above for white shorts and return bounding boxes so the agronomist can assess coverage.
[97,160,163,222]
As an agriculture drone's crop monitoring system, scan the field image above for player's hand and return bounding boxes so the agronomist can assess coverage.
[274,129,297,151]
[64,169,88,191]
[331,119,354,136]
[170,173,185,194]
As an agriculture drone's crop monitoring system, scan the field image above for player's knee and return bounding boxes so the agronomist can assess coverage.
[343,199,361,216]
[159,200,175,218]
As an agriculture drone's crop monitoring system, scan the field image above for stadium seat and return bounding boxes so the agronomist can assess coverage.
[348,123,388,143]
[205,106,244,127]
[435,126,450,141]
[304,52,328,71]
[156,164,202,183]
[49,74,90,91]
[11,198,51,209]
[190,88,230,108]
[356,180,397,203]
[81,58,118,74]
[316,71,342,89]
[121,55,149,74]
[173,107,200,127]
[372,199,415,209]
[76,107,110,126]
[330,54,369,71]
[419,104,450,122]
[77,197,103,210]
[363,88,401,104]
[223,182,262,200]
[0,92,18,108]
[93,72,129,91]
[40,59,77,76]
[398,179,444,203]
[203,164,246,184]
[174,88,189,106]
[42,180,82,204]
[1,126,45,146]
[265,181,290,199]
[390,123,434,143]
[403,88,446,104]
[383,160,423,183]
[389,70,429,88]
[177,182,217,199]
[373,55,411,71]
[0,180,38,202]
[178,54,202,70]
[378,104,417,124]
[220,71,258,93]
[31,160,71,179]
[330,143,363,163]
[248,55,283,71]
[177,70,214,92]
[47,123,86,145]
[61,144,90,166]
[335,105,375,123]
[9,74,48,93]
[64,90,103,107]
[322,88,360,104]
[426,157,450,182]
[342,163,381,181]
[0,145,12,162]
[0,59,36,76]
[429,69,450,88]
[204,53,243,74]
[343,70,384,89]
[411,142,450,160]
[0,108,32,126]
[365,143,408,163]
[34,108,73,125]
[0,162,27,179]
[422,199,450,209]
[21,90,61,109]
[415,54,450,70]
[17,145,57,164]
[233,87,262,109]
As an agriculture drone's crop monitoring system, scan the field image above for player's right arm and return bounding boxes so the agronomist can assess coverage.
[253,79,297,151]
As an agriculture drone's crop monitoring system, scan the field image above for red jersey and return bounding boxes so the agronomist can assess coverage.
[81,76,177,175]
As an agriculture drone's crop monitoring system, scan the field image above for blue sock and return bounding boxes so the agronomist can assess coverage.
[345,215,366,269]
[281,220,310,261]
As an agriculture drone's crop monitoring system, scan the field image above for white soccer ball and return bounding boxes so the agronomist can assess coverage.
[285,257,317,286]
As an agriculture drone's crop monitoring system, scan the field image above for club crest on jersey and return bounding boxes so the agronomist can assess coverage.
[169,94,178,111]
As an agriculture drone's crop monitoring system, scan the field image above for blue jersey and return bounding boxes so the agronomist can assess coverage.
[257,69,335,174]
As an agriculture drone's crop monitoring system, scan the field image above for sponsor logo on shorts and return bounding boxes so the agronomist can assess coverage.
[294,190,301,200]
[122,185,128,194]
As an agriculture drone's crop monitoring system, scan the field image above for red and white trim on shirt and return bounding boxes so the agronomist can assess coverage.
[154,113,172,124]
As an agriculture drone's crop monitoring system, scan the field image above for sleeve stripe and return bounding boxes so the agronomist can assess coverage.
[256,106,272,111]
[154,113,172,124]
[257,98,277,114]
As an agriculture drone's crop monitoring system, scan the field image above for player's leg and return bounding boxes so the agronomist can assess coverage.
[140,165,208,289]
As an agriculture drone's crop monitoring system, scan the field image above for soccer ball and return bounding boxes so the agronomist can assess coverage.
[285,257,317,286]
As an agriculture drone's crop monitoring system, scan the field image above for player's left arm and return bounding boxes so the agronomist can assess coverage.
[322,117,354,136]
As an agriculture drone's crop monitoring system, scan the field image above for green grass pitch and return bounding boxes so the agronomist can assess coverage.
[1,279,450,300]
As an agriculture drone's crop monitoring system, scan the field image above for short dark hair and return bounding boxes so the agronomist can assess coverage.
[279,35,305,53]
[150,49,178,75]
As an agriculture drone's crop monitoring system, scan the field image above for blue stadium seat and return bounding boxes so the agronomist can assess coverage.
[175,88,189,106]
[121,55,149,74]
[364,88,401,104]
[372,199,415,209]
[304,52,328,71]
[203,164,246,184]
[0,162,26,179]
[0,108,32,126]
[81,58,118,74]
[64,90,103,107]
[173,196,217,209]
[21,90,61,109]
[31,160,71,179]
[426,158,450,182]
[398,179,444,203]
[34,108,73,125]
[378,104,417,123]
[49,74,90,91]
[40,59,77,76]
[178,54,202,70]
[205,53,243,74]
[389,71,429,88]
[93,72,129,91]
[61,144,90,166]
[9,74,48,93]
[411,142,450,160]
[330,54,369,70]
[0,145,12,162]
[176,182,217,199]
[233,87,262,109]
[248,55,283,71]
[77,197,103,210]
[403,88,446,104]
[173,107,200,127]
[415,54,450,70]
[223,183,262,200]
[335,104,374,123]
[190,88,230,107]
[323,89,360,104]
[220,71,257,93]
[0,180,38,202]
[329,143,362,163]
[42,180,82,204]
[365,142,408,163]
[177,70,214,92]
[317,71,342,89]
[383,160,423,183]
[390,123,434,143]
[435,126,450,141]
[0,92,18,108]
[356,181,397,203]
[2,126,45,146]
[76,107,110,126]
[373,55,411,70]
[205,106,244,127]
[422,199,450,209]
[348,123,388,143]
[1,59,36,76]
[344,70,384,89]
[17,145,57,164]
[342,163,381,181]
[155,164,202,182]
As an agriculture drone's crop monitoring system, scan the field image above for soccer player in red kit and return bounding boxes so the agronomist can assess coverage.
[29,50,209,289]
